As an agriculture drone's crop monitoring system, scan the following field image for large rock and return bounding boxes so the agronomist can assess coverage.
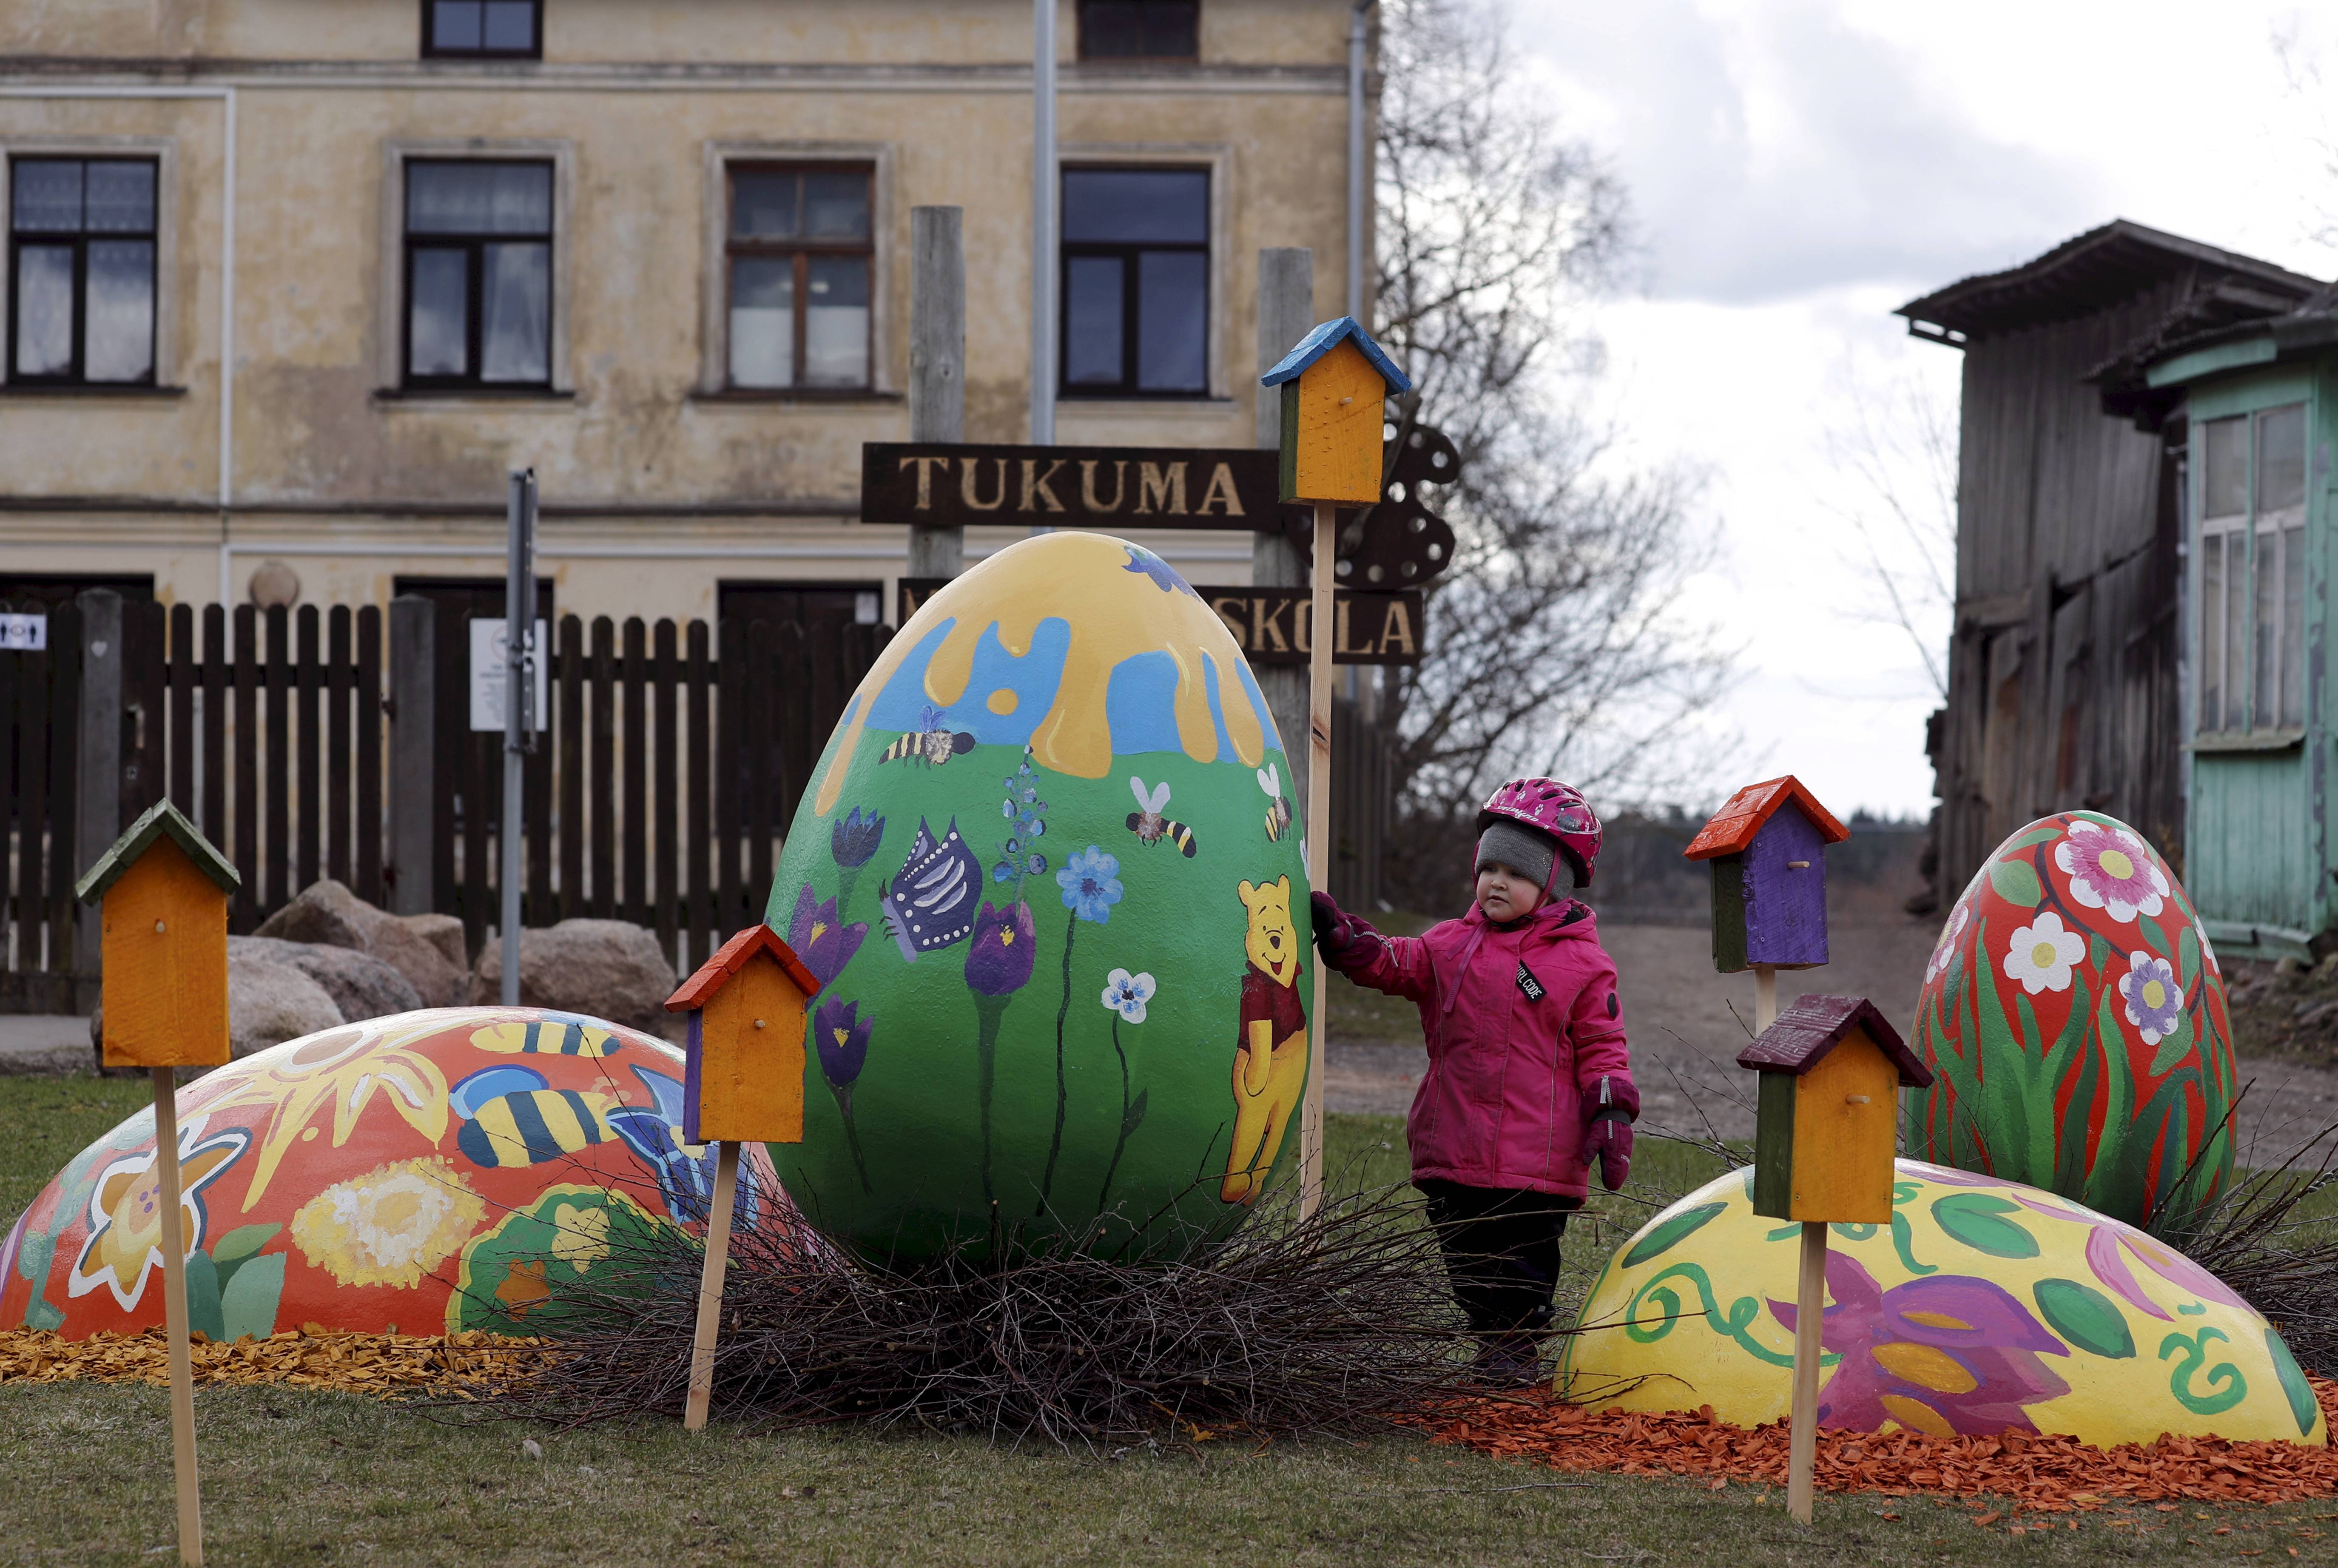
[256,879,466,1007]
[228,953,345,1059]
[228,936,423,1024]
[398,912,468,974]
[471,919,677,1033]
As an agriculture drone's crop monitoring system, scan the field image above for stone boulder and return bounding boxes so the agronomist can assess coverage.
[471,918,678,1034]
[228,936,423,1024]
[256,879,466,1007]
[399,912,469,974]
[228,952,345,1059]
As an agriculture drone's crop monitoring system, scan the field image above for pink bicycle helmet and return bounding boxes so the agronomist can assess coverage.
[1478,778,1601,890]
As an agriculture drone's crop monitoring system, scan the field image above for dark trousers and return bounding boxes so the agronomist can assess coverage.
[1416,1179,1581,1337]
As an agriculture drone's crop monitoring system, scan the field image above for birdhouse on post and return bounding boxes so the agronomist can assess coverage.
[663,922,818,1433]
[75,797,240,1567]
[1683,774,1849,975]
[666,921,819,1144]
[1259,315,1411,1221]
[1738,993,1932,1225]
[1262,314,1411,505]
[75,799,239,1069]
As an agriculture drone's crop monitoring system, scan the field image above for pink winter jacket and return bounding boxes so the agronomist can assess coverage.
[1344,899,1632,1198]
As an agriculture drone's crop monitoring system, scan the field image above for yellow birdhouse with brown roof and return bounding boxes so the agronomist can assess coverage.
[74,800,239,1070]
[1262,316,1413,505]
[666,923,820,1144]
[1738,994,1933,1225]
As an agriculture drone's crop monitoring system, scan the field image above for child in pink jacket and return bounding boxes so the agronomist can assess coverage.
[1311,778,1638,1384]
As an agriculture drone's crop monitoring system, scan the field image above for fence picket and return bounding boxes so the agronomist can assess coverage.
[685,619,711,967]
[356,605,383,905]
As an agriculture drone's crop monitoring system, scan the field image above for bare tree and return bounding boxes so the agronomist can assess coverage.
[1370,0,1733,902]
[1817,355,1958,702]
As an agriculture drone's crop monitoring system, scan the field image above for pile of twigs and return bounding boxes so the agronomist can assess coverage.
[475,1181,1489,1446]
[2170,1103,2338,1376]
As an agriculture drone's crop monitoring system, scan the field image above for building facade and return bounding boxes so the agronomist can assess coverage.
[0,0,1370,626]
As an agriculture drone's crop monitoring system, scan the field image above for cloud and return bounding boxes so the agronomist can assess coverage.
[1506,0,2099,302]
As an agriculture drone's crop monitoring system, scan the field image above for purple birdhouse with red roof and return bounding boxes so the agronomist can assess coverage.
[1684,775,1849,973]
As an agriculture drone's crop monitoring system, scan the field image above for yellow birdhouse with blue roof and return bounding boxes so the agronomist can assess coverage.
[1261,316,1413,505]
[74,799,240,1070]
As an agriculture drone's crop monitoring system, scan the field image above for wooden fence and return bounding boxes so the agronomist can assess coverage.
[2,589,1391,1006]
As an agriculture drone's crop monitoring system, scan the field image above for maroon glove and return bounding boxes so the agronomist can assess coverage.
[1310,891,1382,973]
[1584,1073,1639,1191]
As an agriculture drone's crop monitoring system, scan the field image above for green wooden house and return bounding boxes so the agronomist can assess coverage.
[2130,283,2338,956]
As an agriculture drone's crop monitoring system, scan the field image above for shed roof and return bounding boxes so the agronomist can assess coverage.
[1895,219,2320,344]
[1260,316,1413,394]
[1736,994,1932,1088]
[74,798,241,905]
[665,923,820,1011]
[1682,775,1850,862]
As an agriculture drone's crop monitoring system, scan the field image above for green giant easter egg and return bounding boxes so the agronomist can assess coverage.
[765,532,1311,1262]
[1909,812,2238,1237]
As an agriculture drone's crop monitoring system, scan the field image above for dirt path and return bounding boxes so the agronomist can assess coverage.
[1326,915,2338,1170]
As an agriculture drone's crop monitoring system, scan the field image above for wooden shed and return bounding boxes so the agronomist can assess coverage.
[1898,222,2321,911]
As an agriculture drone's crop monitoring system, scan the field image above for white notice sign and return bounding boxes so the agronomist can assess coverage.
[0,613,47,651]
[469,617,550,732]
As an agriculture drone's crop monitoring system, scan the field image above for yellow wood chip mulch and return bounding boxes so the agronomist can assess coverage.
[0,1326,547,1397]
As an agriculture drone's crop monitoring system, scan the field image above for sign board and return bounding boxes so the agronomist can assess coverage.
[0,612,47,651]
[862,444,1293,531]
[468,618,549,733]
[896,580,1422,666]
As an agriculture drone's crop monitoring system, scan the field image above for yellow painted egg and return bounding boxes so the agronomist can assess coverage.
[1,1008,796,1339]
[1559,1160,2323,1448]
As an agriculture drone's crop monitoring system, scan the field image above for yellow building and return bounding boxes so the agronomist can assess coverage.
[0,0,1370,627]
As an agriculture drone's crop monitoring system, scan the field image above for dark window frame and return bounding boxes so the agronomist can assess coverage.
[400,157,555,391]
[1058,163,1211,400]
[7,155,160,388]
[722,160,876,393]
[1077,0,1201,62]
[421,0,544,60]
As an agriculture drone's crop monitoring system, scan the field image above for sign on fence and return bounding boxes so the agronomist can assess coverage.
[896,580,1422,666]
[862,444,1282,529]
[0,612,46,650]
[467,618,549,733]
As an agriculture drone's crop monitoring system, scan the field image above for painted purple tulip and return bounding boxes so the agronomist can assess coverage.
[1769,1251,2071,1436]
[814,997,873,1193]
[966,901,1038,998]
[788,883,867,987]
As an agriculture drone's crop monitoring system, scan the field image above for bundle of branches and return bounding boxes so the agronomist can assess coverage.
[2162,1107,2338,1377]
[472,1181,1493,1446]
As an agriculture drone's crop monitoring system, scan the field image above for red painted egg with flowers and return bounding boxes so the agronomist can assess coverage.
[1909,812,2237,1237]
[1,1008,799,1340]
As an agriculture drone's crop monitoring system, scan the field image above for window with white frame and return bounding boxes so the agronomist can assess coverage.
[9,157,158,385]
[2198,402,2307,734]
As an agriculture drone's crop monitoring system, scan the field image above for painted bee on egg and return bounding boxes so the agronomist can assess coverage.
[1125,776,1198,857]
[880,704,976,768]
[1257,763,1294,842]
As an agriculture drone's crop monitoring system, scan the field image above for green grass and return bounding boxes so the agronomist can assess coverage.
[5,1081,2332,1564]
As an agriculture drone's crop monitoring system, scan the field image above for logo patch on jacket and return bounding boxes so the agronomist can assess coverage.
[1516,962,1546,1002]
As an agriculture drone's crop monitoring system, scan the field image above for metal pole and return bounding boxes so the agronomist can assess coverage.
[1031,0,1058,458]
[500,468,536,1007]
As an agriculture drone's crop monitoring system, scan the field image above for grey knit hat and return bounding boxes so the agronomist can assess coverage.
[1475,820,1561,892]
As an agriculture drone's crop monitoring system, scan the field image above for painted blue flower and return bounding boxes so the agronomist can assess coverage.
[1024,852,1047,876]
[2119,950,2183,1047]
[1100,968,1156,1024]
[1057,845,1124,925]
[831,806,885,869]
[1122,544,1199,599]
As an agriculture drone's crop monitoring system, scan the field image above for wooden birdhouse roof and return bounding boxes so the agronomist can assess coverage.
[1682,774,1851,861]
[1736,994,1933,1088]
[1260,315,1413,395]
[665,922,820,1012]
[74,798,240,905]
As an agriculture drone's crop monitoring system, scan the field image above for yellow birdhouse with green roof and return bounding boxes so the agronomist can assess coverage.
[75,800,241,1070]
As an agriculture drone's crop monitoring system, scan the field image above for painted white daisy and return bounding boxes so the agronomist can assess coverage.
[2002,911,2085,996]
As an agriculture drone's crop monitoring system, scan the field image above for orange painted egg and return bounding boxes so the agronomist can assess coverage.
[1,1008,796,1340]
[1908,812,2237,1235]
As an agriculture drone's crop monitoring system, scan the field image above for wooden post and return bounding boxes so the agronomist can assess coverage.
[1300,498,1335,1218]
[1789,1219,1826,1525]
[151,1067,204,1564]
[1254,248,1314,810]
[1755,964,1778,1033]
[907,205,965,577]
[683,1138,740,1431]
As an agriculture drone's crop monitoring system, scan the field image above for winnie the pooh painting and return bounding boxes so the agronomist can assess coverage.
[1222,875,1309,1202]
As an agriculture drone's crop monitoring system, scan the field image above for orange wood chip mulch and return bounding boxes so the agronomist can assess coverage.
[1395,1379,2338,1511]
[0,1326,544,1397]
